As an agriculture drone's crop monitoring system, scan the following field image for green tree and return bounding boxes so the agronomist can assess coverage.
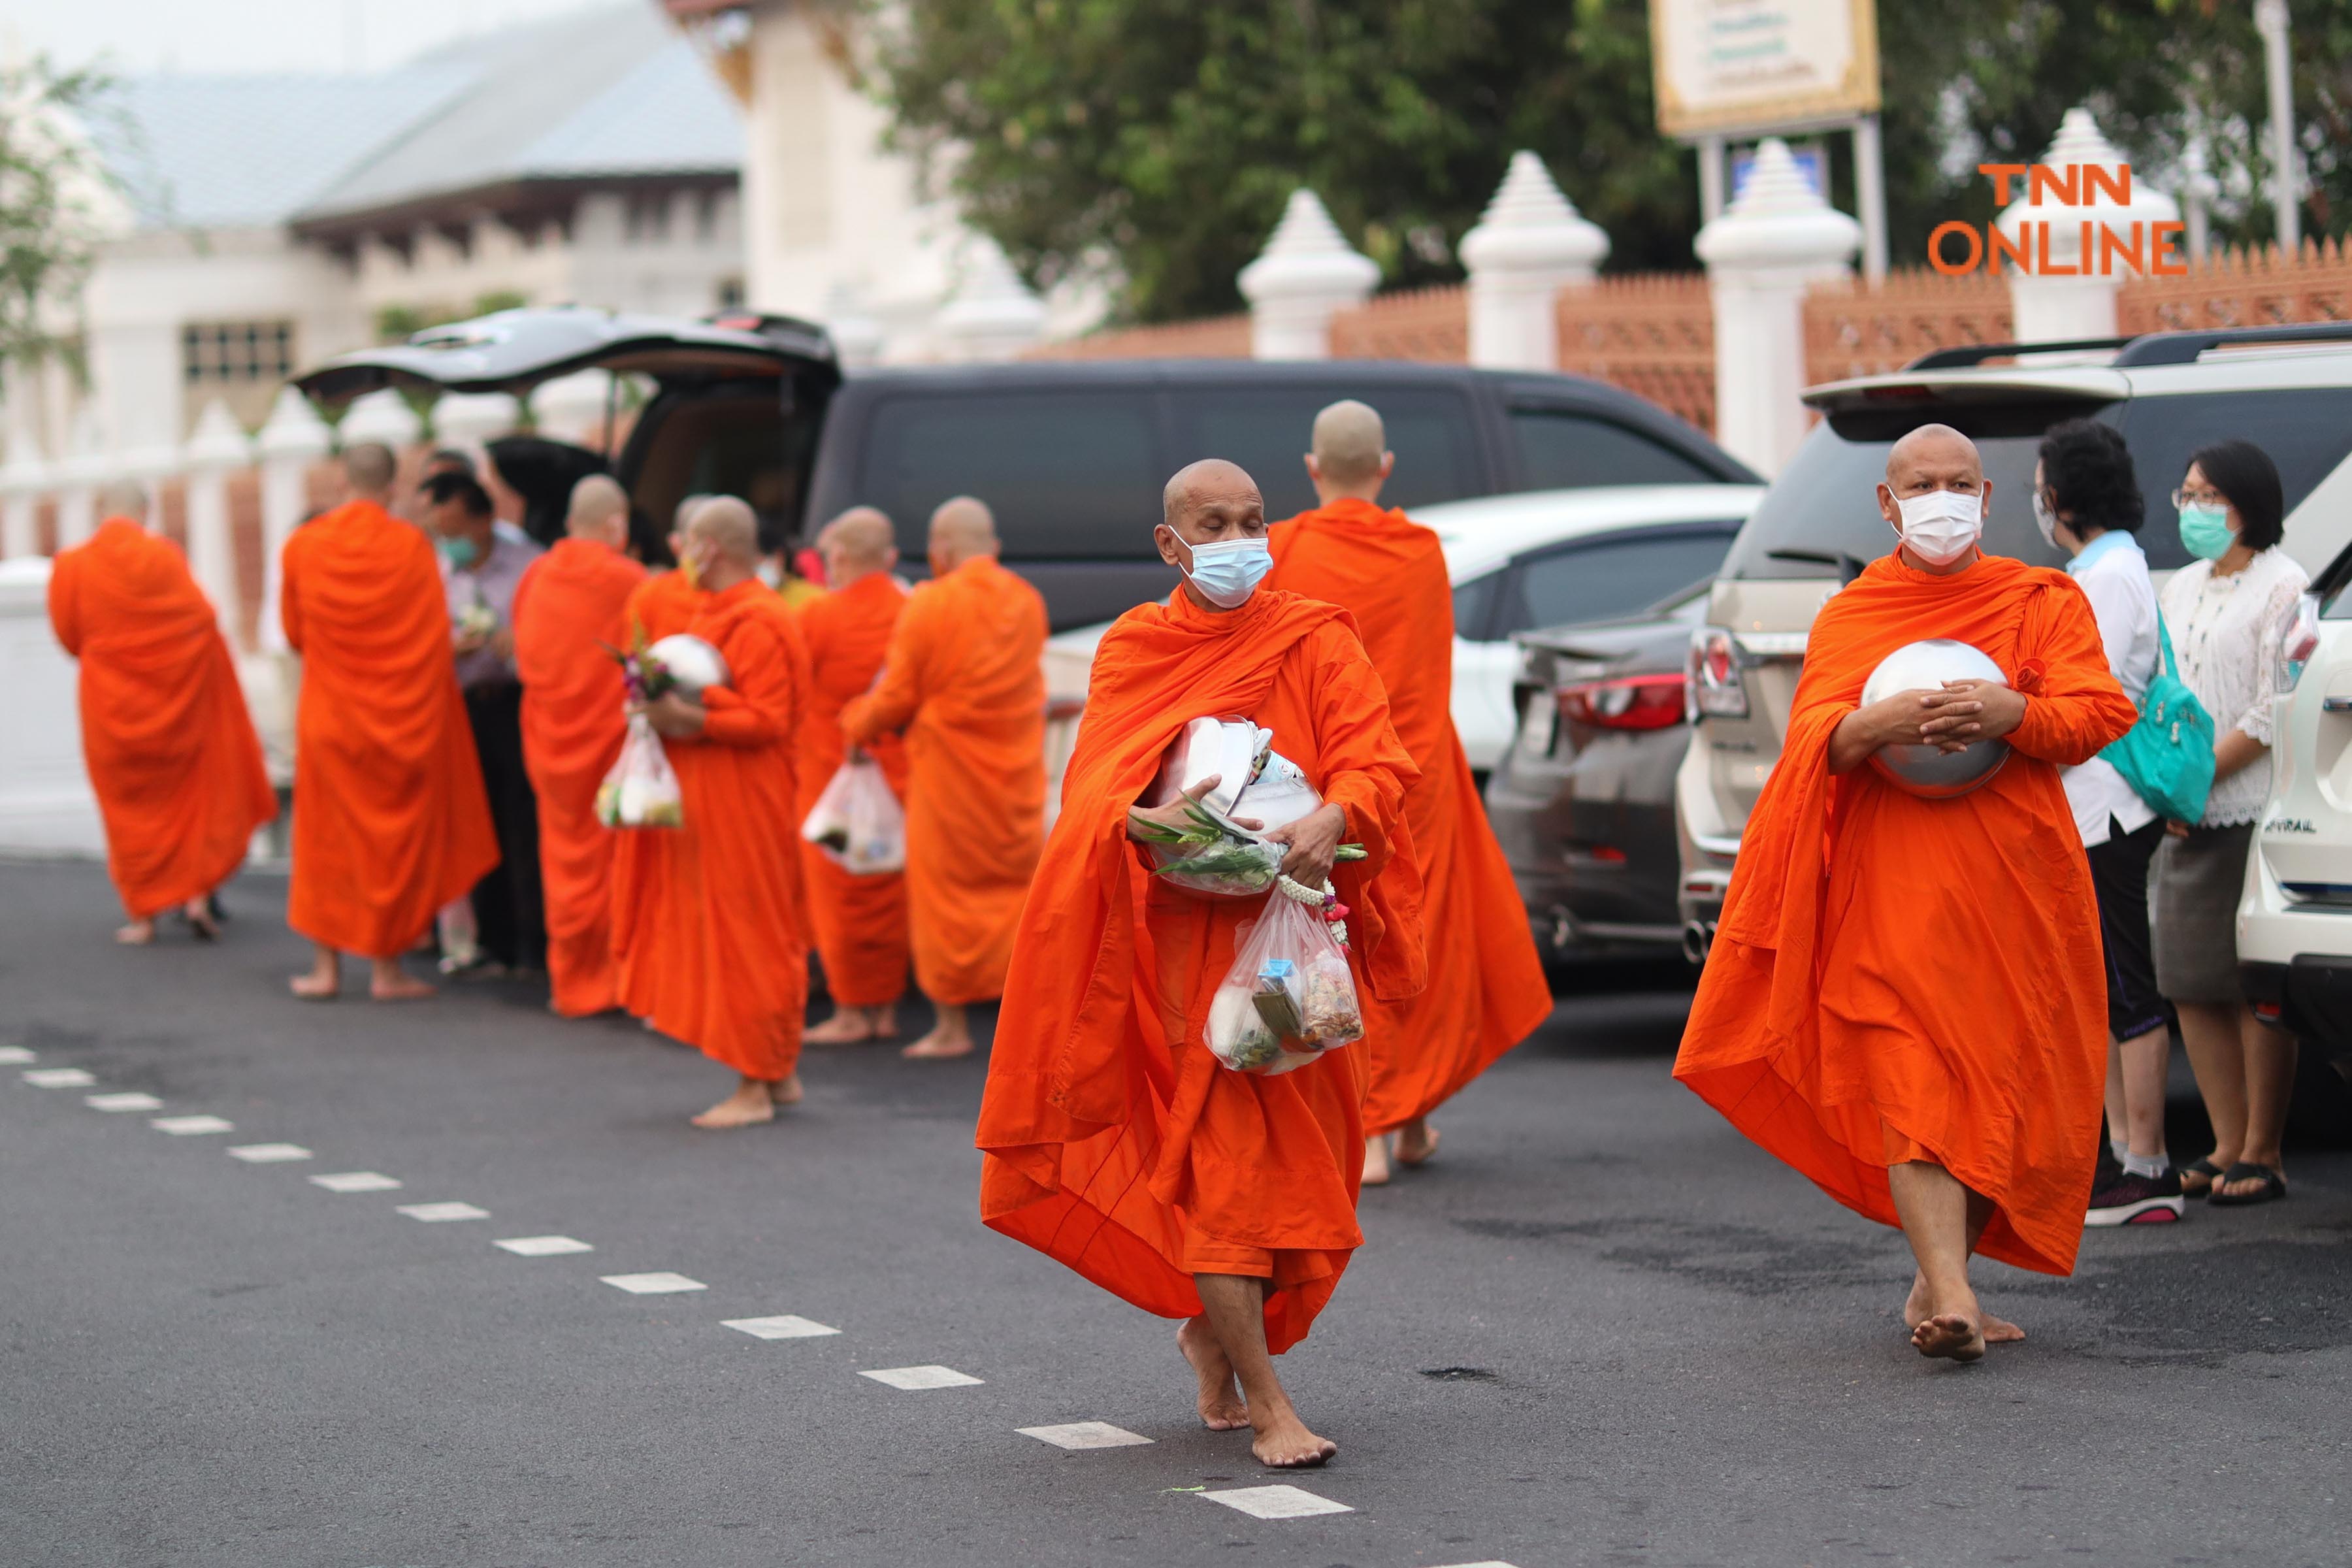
[0,56,118,384]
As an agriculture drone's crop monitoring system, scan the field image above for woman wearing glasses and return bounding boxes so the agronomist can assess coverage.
[2154,440,2307,1207]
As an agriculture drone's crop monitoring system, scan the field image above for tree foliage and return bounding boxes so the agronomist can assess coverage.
[875,0,2352,325]
[0,56,118,382]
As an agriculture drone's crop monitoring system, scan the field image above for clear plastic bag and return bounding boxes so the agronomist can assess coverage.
[800,753,906,874]
[1204,886,1365,1075]
[595,714,684,829]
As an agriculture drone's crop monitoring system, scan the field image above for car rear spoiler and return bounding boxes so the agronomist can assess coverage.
[1907,320,2352,372]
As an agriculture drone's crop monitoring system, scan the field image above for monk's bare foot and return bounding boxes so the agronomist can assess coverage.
[290,955,340,1000]
[1361,1134,1394,1187]
[368,962,435,1002]
[1905,1271,2020,1345]
[116,919,157,946]
[771,1072,804,1106]
[806,1008,889,1046]
[1983,1313,2025,1345]
[1177,1318,1249,1430]
[1250,1407,1338,1469]
[692,1078,779,1129]
[183,898,220,941]
[1395,1118,1440,1167]
[1912,1311,1987,1363]
[1903,1272,1930,1331]
[901,1028,973,1060]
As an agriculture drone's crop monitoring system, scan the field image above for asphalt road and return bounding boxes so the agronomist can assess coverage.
[2,857,2348,1568]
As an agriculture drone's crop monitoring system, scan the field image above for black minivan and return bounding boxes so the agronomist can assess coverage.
[300,305,1757,630]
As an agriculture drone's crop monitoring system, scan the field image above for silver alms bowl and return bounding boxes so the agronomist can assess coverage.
[647,633,731,696]
[1859,638,2011,798]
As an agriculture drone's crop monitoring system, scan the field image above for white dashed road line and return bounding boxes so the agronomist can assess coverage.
[723,1315,840,1339]
[24,1068,96,1088]
[85,1092,164,1113]
[396,1201,489,1222]
[150,1115,235,1135]
[858,1365,983,1390]
[493,1235,593,1256]
[1199,1484,1352,1520]
[0,1047,38,1064]
[1017,1421,1152,1450]
[310,1172,403,1193]
[227,1143,312,1164]
[600,1272,706,1294]
[1424,1560,1523,1567]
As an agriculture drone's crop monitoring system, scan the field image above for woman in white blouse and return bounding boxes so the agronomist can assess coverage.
[2154,440,2307,1207]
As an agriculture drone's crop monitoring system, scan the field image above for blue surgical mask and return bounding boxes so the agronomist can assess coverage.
[2179,504,2236,563]
[438,534,480,568]
[1181,536,1272,609]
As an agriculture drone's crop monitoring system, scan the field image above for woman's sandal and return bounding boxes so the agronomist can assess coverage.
[2178,1156,2227,1200]
[2206,1162,2288,1207]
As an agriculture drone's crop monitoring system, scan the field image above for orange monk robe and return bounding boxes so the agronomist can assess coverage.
[840,557,1047,1005]
[1674,551,2138,1276]
[1267,498,1553,1132]
[627,568,703,644]
[281,499,498,957]
[609,570,704,1024]
[512,538,647,1016]
[977,587,1426,1352]
[48,518,276,919]
[794,571,913,1007]
[613,579,812,1078]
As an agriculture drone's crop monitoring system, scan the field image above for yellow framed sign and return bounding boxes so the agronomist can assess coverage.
[1650,0,1882,139]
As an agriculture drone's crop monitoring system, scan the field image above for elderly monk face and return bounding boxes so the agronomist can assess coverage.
[1876,423,1989,532]
[1158,459,1265,554]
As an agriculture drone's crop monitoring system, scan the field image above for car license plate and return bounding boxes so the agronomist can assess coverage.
[1521,693,1557,759]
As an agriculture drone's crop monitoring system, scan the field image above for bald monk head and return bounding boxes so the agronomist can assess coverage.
[666,492,711,574]
[342,442,397,504]
[1156,459,1268,613]
[566,474,630,552]
[1877,423,1989,576]
[1304,399,1394,504]
[97,479,150,525]
[925,495,1000,580]
[683,494,761,593]
[818,506,898,589]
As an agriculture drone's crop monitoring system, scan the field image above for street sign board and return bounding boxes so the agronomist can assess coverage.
[1650,0,1882,139]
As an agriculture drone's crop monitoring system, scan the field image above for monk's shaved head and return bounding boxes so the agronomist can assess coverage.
[342,442,397,496]
[97,479,148,521]
[689,495,760,566]
[1163,459,1262,532]
[566,474,629,540]
[821,506,896,566]
[1886,423,1982,487]
[928,495,1000,574]
[1310,399,1388,486]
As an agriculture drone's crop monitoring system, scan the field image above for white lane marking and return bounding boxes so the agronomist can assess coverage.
[858,1365,983,1390]
[396,1201,489,1222]
[227,1143,312,1163]
[1422,1561,1523,1567]
[1018,1421,1152,1450]
[494,1235,593,1256]
[723,1315,840,1340]
[0,1047,35,1064]
[310,1171,402,1193]
[85,1092,163,1112]
[24,1068,96,1088]
[151,1115,235,1135]
[1200,1484,1353,1520]
[600,1271,706,1294]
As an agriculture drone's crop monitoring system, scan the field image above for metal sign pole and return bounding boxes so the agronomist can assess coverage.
[1852,114,1888,282]
[2255,0,2301,254]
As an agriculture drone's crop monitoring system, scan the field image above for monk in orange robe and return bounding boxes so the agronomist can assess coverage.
[512,475,645,1017]
[1675,425,2137,1362]
[979,459,1424,1467]
[619,496,813,1128]
[796,506,913,1044]
[841,497,1047,1060]
[48,480,276,945]
[1267,400,1552,1186]
[282,444,499,1001]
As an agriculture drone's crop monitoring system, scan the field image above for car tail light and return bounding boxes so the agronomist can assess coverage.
[2279,592,2322,693]
[1686,627,1749,721]
[1559,673,1688,731]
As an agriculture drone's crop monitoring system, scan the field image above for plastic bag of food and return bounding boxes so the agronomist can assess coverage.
[800,753,906,873]
[1203,885,1364,1075]
[595,714,684,829]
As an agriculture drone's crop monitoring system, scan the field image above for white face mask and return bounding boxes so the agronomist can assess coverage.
[1893,487,1983,566]
[2032,489,2060,549]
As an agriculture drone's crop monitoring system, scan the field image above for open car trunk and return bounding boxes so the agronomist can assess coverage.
[295,306,841,552]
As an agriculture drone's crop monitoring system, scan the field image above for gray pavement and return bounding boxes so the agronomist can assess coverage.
[1,856,2348,1568]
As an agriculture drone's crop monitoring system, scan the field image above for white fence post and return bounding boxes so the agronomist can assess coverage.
[934,236,1048,364]
[340,388,423,451]
[1695,138,1861,477]
[1238,190,1380,361]
[0,453,46,558]
[256,386,331,656]
[2001,106,2182,344]
[1460,151,1610,372]
[182,399,251,648]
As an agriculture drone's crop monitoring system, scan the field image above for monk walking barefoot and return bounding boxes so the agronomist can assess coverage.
[804,1004,897,1046]
[1674,426,2137,1362]
[977,461,1425,1469]
[901,1002,975,1060]
[280,445,498,1003]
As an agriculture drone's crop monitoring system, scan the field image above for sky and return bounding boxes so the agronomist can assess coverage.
[0,0,612,76]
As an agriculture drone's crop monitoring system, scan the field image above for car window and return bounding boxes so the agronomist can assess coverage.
[858,392,1163,559]
[2117,388,2352,571]
[1171,387,1479,520]
[1510,408,1720,489]
[1452,570,1499,640]
[1499,528,1737,636]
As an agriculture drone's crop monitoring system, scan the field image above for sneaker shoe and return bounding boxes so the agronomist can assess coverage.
[2086,1168,2185,1226]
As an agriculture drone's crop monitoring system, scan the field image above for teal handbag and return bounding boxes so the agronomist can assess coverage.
[2097,612,2215,823]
